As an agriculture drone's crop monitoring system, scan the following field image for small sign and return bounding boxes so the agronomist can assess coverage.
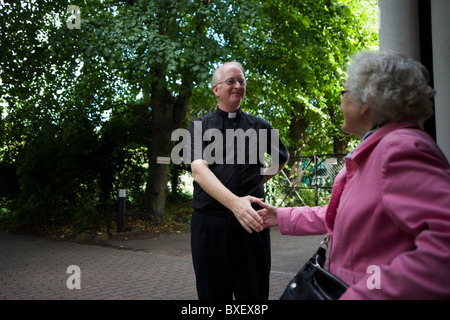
[118,189,126,197]
[324,158,338,165]
[157,156,171,164]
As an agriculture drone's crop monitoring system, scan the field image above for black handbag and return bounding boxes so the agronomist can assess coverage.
[280,236,349,300]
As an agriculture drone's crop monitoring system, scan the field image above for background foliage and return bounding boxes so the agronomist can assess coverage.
[0,0,378,232]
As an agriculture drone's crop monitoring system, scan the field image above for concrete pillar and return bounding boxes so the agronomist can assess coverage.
[378,0,421,61]
[431,0,450,160]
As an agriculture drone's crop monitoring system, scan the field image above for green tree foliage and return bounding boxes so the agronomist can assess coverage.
[243,0,378,156]
[0,0,378,230]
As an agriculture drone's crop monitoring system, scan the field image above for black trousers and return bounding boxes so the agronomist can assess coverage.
[191,209,271,300]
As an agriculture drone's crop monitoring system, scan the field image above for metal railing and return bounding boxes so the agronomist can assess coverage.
[268,154,346,207]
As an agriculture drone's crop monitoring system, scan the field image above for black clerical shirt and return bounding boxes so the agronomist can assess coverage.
[187,107,289,212]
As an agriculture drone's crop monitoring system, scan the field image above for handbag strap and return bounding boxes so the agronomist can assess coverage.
[311,235,330,268]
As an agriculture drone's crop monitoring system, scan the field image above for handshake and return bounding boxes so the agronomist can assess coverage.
[229,196,279,234]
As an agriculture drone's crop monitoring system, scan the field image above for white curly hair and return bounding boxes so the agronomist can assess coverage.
[345,50,436,124]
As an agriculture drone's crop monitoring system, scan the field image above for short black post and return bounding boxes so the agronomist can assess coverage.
[118,188,126,233]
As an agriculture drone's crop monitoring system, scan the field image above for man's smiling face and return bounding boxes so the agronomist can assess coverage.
[213,64,246,112]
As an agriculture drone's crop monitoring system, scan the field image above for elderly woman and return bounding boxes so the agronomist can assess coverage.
[258,51,450,299]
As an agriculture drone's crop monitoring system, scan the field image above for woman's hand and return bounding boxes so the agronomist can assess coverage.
[257,201,279,228]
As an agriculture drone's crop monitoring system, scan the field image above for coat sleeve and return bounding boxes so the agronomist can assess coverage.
[341,130,450,299]
[277,205,328,236]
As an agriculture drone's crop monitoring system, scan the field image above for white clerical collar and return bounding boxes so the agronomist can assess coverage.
[217,107,241,119]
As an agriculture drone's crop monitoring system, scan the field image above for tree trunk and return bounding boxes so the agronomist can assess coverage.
[288,101,308,182]
[144,131,172,223]
[288,101,308,186]
[143,75,192,222]
[289,101,308,157]
[333,134,348,154]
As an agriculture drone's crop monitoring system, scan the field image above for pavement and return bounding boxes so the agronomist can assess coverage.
[0,227,323,300]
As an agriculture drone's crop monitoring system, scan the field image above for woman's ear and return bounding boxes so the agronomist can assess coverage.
[360,104,371,116]
[360,96,374,116]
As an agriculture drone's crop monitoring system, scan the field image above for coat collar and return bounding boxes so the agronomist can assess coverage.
[350,119,421,164]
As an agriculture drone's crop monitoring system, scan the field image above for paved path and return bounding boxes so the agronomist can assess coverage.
[0,228,322,300]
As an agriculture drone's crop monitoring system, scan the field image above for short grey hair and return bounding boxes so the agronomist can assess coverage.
[212,61,245,88]
[345,50,435,124]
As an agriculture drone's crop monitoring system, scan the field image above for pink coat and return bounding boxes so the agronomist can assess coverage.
[277,120,450,299]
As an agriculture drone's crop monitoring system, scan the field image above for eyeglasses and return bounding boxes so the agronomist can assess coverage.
[339,90,351,99]
[215,79,246,87]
